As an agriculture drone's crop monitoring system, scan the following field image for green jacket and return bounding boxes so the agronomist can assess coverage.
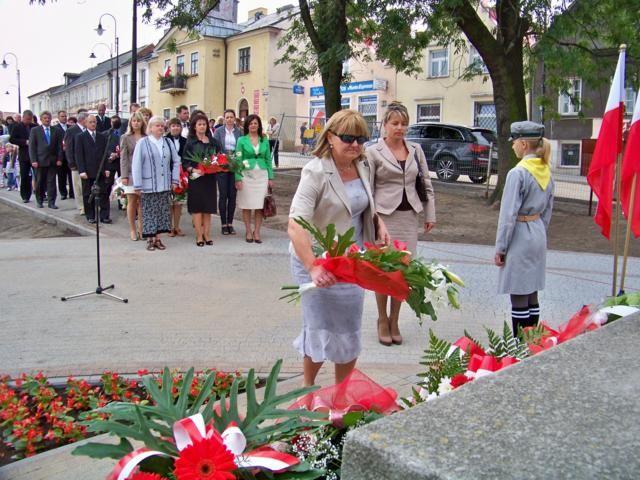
[234,135,274,181]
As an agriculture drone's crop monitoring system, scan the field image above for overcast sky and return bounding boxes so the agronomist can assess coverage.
[0,0,293,114]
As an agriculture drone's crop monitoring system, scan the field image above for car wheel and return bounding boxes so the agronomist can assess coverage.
[435,156,460,182]
[469,175,487,184]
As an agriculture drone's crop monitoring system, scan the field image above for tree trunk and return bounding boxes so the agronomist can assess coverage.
[322,63,343,118]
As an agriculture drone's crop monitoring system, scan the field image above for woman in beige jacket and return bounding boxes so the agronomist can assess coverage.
[119,112,147,241]
[365,102,436,346]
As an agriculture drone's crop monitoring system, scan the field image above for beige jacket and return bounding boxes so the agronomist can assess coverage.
[289,156,377,244]
[366,140,436,222]
[119,133,142,180]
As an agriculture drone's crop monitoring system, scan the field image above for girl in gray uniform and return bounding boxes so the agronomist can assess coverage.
[495,121,554,334]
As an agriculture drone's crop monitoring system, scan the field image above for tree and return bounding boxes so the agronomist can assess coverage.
[277,0,428,117]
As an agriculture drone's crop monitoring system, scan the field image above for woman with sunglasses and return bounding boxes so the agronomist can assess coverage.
[366,101,436,346]
[288,109,390,387]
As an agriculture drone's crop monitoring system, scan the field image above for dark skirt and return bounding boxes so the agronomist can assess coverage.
[141,191,172,238]
[187,173,218,214]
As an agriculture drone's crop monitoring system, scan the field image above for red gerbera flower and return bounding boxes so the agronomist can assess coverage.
[174,437,237,480]
[127,473,167,480]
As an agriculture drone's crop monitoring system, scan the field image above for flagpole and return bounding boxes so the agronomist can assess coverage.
[620,173,637,292]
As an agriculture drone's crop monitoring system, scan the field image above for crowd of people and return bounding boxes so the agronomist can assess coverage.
[0,104,281,251]
[1,101,554,386]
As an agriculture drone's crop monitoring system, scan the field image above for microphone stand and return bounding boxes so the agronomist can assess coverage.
[62,130,128,303]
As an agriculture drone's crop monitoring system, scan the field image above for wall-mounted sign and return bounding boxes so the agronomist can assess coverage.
[253,89,260,115]
[293,84,305,94]
[310,79,388,97]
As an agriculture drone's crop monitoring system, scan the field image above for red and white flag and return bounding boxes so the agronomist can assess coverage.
[621,88,640,237]
[163,65,171,77]
[587,48,626,239]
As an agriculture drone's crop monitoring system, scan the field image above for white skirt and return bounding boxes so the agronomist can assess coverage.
[237,165,268,210]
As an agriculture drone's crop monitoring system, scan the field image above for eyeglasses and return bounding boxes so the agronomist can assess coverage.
[330,131,369,145]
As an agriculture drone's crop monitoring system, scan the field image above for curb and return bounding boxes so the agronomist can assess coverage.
[0,195,95,237]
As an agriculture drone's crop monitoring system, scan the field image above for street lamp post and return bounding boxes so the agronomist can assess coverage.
[90,43,114,111]
[1,52,21,112]
[96,13,119,115]
[130,0,138,104]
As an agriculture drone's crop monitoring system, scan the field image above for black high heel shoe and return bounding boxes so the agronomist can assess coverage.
[196,235,205,247]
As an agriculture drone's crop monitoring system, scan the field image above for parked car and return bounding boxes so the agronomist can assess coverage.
[366,122,498,183]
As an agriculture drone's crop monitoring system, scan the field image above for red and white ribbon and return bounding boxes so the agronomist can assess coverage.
[108,414,298,480]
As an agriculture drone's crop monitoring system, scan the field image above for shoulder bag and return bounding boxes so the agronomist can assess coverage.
[415,155,428,202]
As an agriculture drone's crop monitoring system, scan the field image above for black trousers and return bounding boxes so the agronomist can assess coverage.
[36,166,58,205]
[18,160,33,201]
[57,159,73,198]
[82,177,111,221]
[269,139,279,167]
[217,172,237,225]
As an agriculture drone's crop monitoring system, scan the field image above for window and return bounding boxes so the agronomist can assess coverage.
[164,59,171,74]
[163,108,170,120]
[474,102,497,131]
[560,142,581,167]
[417,103,441,122]
[469,45,488,74]
[140,101,146,107]
[341,97,350,109]
[189,104,198,113]
[191,52,199,75]
[429,49,449,78]
[442,127,464,141]
[123,74,129,94]
[238,47,251,73]
[358,95,378,132]
[625,87,636,115]
[558,78,581,115]
[309,100,325,121]
[140,69,147,89]
[176,55,185,75]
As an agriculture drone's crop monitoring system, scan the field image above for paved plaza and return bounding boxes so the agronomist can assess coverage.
[1,188,637,382]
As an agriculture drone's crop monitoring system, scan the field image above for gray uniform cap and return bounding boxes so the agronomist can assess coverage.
[509,121,544,141]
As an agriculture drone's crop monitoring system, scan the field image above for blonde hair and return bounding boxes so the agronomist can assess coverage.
[523,137,551,165]
[312,109,370,159]
[382,101,409,125]
[146,116,166,135]
[139,107,153,119]
[126,111,147,136]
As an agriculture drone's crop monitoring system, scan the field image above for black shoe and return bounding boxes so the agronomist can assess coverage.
[88,218,96,224]
[101,218,112,224]
[228,225,236,235]
[222,226,230,235]
[37,203,44,208]
[69,194,75,199]
[48,204,59,210]
[22,199,30,203]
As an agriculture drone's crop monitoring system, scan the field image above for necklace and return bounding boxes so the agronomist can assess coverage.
[336,162,354,173]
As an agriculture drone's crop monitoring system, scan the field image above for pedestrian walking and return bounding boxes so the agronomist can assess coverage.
[495,121,554,335]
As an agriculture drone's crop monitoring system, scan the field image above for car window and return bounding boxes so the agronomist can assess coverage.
[424,126,442,139]
[441,127,463,141]
[472,129,496,145]
[406,125,424,138]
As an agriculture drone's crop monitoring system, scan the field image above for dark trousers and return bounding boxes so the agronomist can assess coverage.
[36,166,58,205]
[82,177,111,221]
[269,139,279,167]
[57,159,73,198]
[18,159,33,201]
[217,172,237,225]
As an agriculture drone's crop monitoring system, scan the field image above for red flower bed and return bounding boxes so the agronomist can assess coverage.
[0,369,242,466]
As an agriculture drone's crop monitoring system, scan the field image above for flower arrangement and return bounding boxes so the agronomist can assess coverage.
[0,369,241,463]
[111,179,127,208]
[172,166,189,203]
[184,151,230,176]
[280,218,464,322]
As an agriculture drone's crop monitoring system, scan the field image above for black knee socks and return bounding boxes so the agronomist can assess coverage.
[528,304,540,325]
[511,307,530,335]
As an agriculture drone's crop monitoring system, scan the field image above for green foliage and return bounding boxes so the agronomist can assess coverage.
[294,217,356,257]
[417,330,469,396]
[485,322,529,360]
[603,291,640,307]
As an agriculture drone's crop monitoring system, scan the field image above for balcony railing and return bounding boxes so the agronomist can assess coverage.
[159,76,187,94]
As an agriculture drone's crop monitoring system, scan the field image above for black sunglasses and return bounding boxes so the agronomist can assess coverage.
[330,131,369,145]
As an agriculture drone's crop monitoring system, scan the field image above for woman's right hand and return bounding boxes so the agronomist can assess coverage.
[121,178,129,186]
[235,181,243,191]
[309,265,337,288]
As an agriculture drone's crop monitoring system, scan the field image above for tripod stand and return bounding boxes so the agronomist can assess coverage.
[62,130,128,303]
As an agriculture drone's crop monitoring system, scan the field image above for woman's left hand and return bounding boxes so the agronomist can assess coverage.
[424,222,435,234]
[377,218,391,246]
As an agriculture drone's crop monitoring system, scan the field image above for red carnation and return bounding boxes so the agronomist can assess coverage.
[127,473,167,480]
[450,374,471,389]
[174,437,237,480]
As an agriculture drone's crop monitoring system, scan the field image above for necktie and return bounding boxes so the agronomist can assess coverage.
[45,127,50,145]
[91,131,96,142]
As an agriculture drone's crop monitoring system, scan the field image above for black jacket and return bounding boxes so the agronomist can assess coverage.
[165,133,186,159]
[9,122,34,163]
[64,125,84,169]
[74,129,108,179]
[28,125,64,167]
[182,134,221,171]
[95,115,112,133]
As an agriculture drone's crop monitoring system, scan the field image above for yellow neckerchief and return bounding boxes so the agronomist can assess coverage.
[516,156,551,190]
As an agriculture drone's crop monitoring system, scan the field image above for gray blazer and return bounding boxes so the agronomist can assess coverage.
[213,125,242,154]
[289,156,377,244]
[28,125,63,168]
[131,136,180,193]
[366,140,436,223]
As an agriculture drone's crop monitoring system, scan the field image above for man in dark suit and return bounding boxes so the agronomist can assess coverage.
[54,110,73,200]
[9,110,35,203]
[95,104,111,133]
[28,111,64,208]
[64,110,88,214]
[74,115,112,224]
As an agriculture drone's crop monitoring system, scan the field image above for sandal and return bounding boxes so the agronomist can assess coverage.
[146,239,156,251]
[154,239,166,250]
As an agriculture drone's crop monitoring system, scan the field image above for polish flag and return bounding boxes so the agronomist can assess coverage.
[163,66,171,78]
[587,48,626,239]
[621,88,640,237]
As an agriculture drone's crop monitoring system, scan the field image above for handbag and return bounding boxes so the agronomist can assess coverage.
[263,185,277,218]
[415,156,428,202]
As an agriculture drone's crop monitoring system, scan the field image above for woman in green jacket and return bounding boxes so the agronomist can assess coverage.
[234,114,273,243]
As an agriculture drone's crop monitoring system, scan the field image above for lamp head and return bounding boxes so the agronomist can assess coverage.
[4,91,9,95]
[95,23,105,36]
[89,52,97,59]
[1,59,8,69]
